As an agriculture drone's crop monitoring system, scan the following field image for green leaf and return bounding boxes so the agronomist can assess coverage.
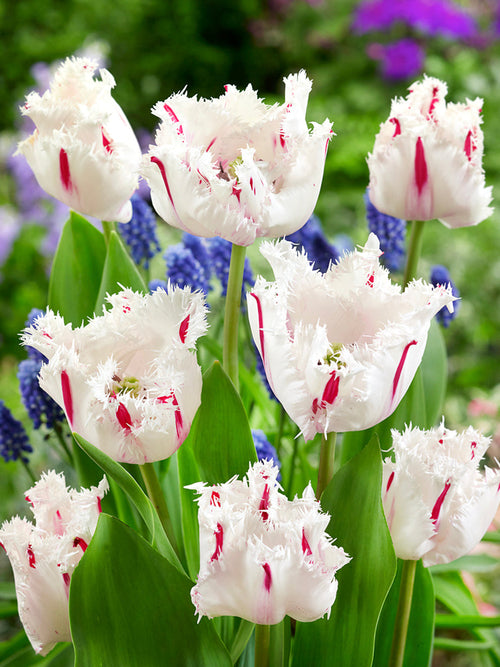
[70,514,232,667]
[431,553,499,574]
[73,433,183,573]
[94,231,147,311]
[177,443,202,580]
[185,361,257,485]
[372,560,435,667]
[292,436,397,667]
[339,368,427,466]
[420,320,447,428]
[48,212,106,326]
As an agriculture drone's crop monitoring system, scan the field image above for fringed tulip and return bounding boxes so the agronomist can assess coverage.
[382,423,500,566]
[190,461,350,624]
[17,57,142,223]
[0,472,108,655]
[248,234,455,440]
[141,71,332,245]
[367,76,493,227]
[21,286,207,463]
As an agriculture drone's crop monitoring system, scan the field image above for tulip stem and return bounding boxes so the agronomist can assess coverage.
[139,462,178,555]
[223,243,247,390]
[316,431,337,500]
[389,559,417,667]
[102,220,118,245]
[254,624,271,667]
[402,220,425,288]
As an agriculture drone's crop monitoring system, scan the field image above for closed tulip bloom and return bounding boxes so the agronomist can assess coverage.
[17,57,142,223]
[141,71,332,246]
[0,471,108,655]
[190,461,350,624]
[248,234,455,440]
[382,423,500,566]
[367,76,493,227]
[21,286,207,463]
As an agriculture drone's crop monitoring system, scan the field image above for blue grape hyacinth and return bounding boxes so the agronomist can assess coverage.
[208,237,254,299]
[252,429,281,481]
[0,400,32,463]
[119,193,161,269]
[17,359,65,430]
[431,265,460,327]
[364,190,406,272]
[285,214,340,273]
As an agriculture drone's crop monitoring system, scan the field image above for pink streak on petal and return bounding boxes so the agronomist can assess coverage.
[61,371,74,428]
[25,495,32,505]
[249,293,266,365]
[150,156,179,219]
[232,185,241,202]
[27,546,36,569]
[428,88,439,118]
[390,118,401,137]
[431,480,451,526]
[59,149,73,193]
[97,497,102,513]
[366,273,375,287]
[392,340,418,400]
[163,103,183,135]
[210,490,221,507]
[101,128,113,154]
[116,403,133,432]
[312,398,320,415]
[464,130,475,161]
[73,537,88,552]
[414,138,428,195]
[211,523,223,561]
[0,542,4,551]
[63,572,71,587]
[259,484,270,521]
[386,471,395,493]
[179,315,190,343]
[470,441,477,460]
[302,528,313,556]
[322,371,340,406]
[206,137,216,152]
[262,563,272,592]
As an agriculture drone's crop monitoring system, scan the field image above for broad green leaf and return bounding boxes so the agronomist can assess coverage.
[373,560,435,667]
[431,553,499,574]
[0,638,72,666]
[292,436,397,667]
[420,320,447,428]
[185,361,257,485]
[70,514,232,667]
[339,367,427,465]
[177,443,202,580]
[73,433,183,573]
[94,231,146,311]
[48,212,106,326]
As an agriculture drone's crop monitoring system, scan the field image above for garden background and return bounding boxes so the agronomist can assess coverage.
[1,0,500,664]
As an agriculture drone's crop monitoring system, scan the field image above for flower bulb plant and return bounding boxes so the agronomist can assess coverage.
[382,422,500,567]
[141,71,332,246]
[16,57,142,223]
[189,460,350,624]
[21,286,208,464]
[367,76,493,227]
[247,233,455,440]
[0,472,108,655]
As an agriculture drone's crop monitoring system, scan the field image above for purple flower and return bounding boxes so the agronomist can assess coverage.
[430,265,460,327]
[252,429,281,480]
[368,39,426,81]
[285,214,339,273]
[208,237,254,299]
[164,244,211,296]
[17,359,65,430]
[0,400,32,463]
[118,194,160,269]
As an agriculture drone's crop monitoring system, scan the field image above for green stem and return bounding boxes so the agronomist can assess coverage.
[286,434,300,498]
[389,559,418,667]
[230,620,255,664]
[274,405,286,459]
[402,220,425,288]
[254,624,271,667]
[53,422,74,466]
[102,220,118,245]
[223,243,247,390]
[316,431,337,500]
[139,462,178,555]
[21,459,36,483]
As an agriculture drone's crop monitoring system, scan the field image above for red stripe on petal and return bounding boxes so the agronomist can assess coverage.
[73,537,88,552]
[61,371,74,428]
[414,138,428,195]
[302,528,313,556]
[116,403,133,432]
[249,293,265,366]
[259,484,270,522]
[97,497,102,513]
[59,149,73,193]
[150,156,179,217]
[179,314,190,343]
[63,572,71,587]
[163,103,183,135]
[390,118,401,137]
[392,340,417,400]
[27,546,36,568]
[322,371,340,406]
[210,490,221,507]
[262,563,272,592]
[386,471,395,493]
[211,523,223,561]
[431,480,451,526]
[101,128,113,154]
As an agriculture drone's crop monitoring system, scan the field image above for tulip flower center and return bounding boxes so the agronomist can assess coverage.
[111,375,141,398]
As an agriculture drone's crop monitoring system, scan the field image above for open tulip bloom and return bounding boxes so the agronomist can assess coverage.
[17,57,142,223]
[367,75,493,227]
[189,460,350,625]
[21,286,208,463]
[382,423,500,566]
[141,71,332,245]
[0,471,108,655]
[248,234,456,440]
